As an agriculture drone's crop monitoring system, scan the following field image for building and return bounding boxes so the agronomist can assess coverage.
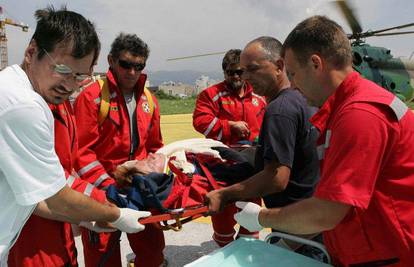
[158,81,195,98]
[195,75,219,94]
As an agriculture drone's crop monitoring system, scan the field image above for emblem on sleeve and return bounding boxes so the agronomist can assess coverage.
[142,102,150,113]
[252,98,259,106]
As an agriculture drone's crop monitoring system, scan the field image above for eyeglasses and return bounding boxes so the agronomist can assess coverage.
[226,69,244,77]
[118,59,146,71]
[43,49,91,83]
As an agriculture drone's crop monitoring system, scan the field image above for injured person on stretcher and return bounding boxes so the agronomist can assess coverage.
[106,138,257,228]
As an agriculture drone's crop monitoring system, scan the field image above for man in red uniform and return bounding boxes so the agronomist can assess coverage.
[193,49,266,147]
[193,49,266,246]
[9,100,107,267]
[74,33,164,267]
[234,16,414,266]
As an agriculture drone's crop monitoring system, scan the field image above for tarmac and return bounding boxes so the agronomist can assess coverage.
[75,217,269,267]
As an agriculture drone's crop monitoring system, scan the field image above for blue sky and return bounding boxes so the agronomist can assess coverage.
[2,0,414,72]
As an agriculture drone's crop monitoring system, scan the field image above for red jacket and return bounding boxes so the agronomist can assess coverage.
[311,72,414,266]
[74,69,163,187]
[193,81,266,146]
[9,101,106,267]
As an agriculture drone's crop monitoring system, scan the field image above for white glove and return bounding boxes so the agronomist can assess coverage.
[234,201,264,232]
[79,221,117,233]
[111,208,151,233]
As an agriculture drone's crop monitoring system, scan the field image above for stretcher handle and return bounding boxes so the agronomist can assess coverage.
[139,205,209,225]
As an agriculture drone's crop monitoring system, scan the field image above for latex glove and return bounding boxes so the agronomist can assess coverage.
[234,201,263,232]
[79,221,117,233]
[111,208,151,233]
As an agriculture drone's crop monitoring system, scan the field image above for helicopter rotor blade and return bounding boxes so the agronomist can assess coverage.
[371,31,414,37]
[335,0,363,35]
[167,51,226,61]
[368,22,414,35]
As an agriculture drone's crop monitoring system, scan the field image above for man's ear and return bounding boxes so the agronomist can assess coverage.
[23,40,38,65]
[275,58,285,74]
[107,54,114,69]
[310,54,323,71]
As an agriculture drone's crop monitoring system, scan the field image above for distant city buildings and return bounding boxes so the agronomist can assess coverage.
[158,81,195,98]
[195,75,219,95]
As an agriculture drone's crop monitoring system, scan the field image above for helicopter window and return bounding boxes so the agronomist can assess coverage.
[353,52,362,66]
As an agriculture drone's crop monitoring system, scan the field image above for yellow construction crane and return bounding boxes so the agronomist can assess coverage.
[0,6,29,70]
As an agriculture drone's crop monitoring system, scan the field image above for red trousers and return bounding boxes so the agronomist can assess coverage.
[81,223,165,267]
[8,215,77,267]
[212,198,261,247]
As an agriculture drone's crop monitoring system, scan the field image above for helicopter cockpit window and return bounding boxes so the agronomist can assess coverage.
[353,52,362,66]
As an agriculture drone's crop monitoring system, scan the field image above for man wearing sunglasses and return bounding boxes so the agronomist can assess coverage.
[193,49,266,246]
[1,7,151,267]
[74,33,164,267]
[193,49,266,147]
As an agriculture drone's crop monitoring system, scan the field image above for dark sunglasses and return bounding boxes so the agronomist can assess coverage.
[118,59,146,71]
[226,69,244,77]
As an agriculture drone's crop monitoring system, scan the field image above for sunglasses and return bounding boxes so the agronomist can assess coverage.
[43,49,91,83]
[118,59,146,71]
[226,69,244,77]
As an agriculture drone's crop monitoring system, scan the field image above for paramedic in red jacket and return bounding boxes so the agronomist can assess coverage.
[234,16,414,267]
[193,49,266,246]
[9,101,107,267]
[193,49,266,147]
[74,33,164,267]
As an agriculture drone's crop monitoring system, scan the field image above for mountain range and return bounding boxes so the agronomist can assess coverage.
[147,70,222,86]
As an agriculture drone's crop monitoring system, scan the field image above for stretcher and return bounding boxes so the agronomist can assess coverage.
[185,232,333,267]
[109,147,255,231]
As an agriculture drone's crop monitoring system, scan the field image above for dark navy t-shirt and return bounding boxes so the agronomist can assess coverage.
[255,88,319,208]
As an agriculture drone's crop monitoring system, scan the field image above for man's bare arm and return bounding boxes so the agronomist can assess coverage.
[259,197,351,234]
[34,185,119,224]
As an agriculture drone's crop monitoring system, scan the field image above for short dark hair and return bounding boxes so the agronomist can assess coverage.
[246,36,283,65]
[32,6,100,66]
[282,16,352,68]
[110,33,150,60]
[222,49,241,71]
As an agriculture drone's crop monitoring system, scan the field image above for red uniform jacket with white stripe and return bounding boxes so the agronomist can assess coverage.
[193,81,266,146]
[74,70,163,188]
[8,101,106,267]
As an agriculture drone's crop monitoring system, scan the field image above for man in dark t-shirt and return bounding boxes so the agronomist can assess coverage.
[256,88,319,208]
[206,36,319,221]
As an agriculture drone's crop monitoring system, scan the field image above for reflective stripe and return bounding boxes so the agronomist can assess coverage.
[390,96,408,121]
[94,173,109,187]
[317,145,325,160]
[66,175,76,187]
[203,117,218,136]
[217,129,223,141]
[325,130,331,149]
[84,183,94,197]
[78,161,101,176]
[212,91,229,102]
[214,231,235,237]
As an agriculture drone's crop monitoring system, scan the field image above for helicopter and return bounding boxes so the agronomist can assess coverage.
[167,0,414,102]
[336,0,414,101]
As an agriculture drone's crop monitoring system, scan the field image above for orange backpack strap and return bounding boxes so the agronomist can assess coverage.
[97,78,110,126]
